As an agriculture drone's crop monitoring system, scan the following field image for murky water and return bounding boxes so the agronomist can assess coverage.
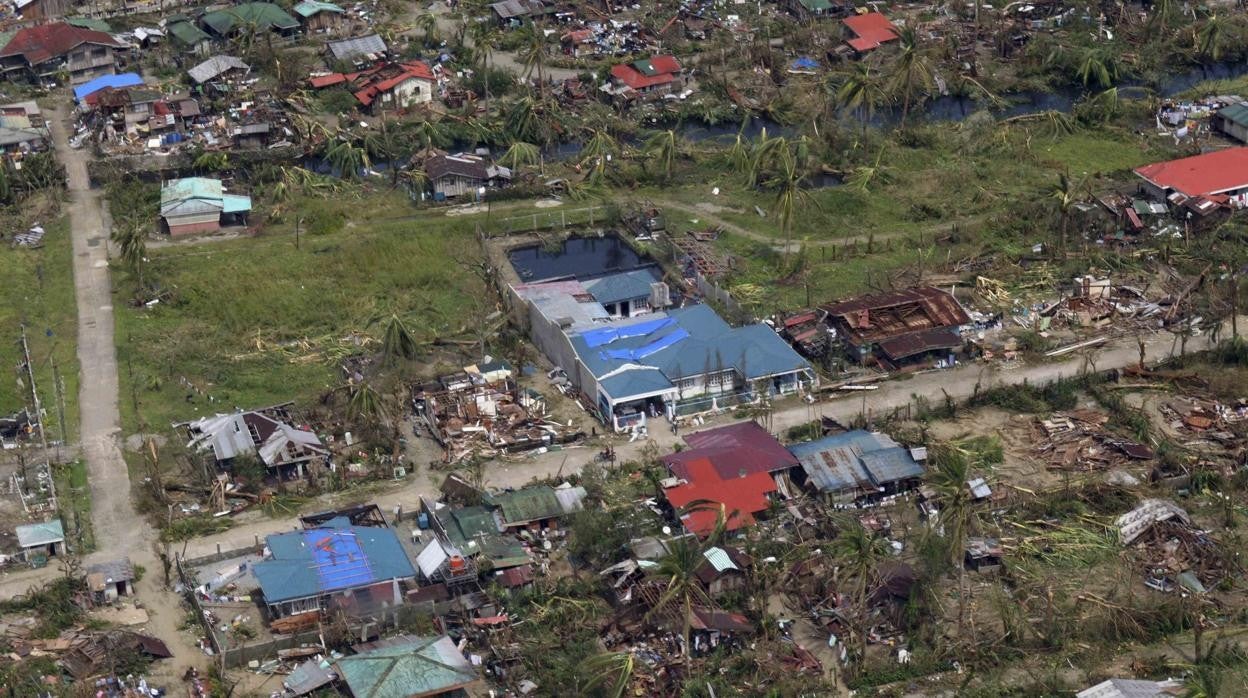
[508,235,651,282]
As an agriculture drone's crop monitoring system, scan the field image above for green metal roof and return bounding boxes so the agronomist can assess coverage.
[487,486,564,526]
[167,21,210,46]
[337,635,477,698]
[221,194,252,214]
[201,3,300,36]
[799,0,833,10]
[16,519,64,548]
[293,0,345,17]
[1220,102,1248,129]
[66,17,112,32]
[445,505,498,544]
[480,536,530,569]
[633,59,660,77]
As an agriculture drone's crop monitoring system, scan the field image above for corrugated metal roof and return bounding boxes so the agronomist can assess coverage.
[327,33,388,61]
[703,546,738,573]
[187,55,249,84]
[293,0,344,17]
[665,421,798,481]
[201,3,299,36]
[337,635,477,698]
[788,430,902,494]
[554,485,587,514]
[1219,102,1248,129]
[582,268,661,305]
[489,486,564,525]
[600,368,672,400]
[415,537,448,578]
[254,517,416,604]
[859,447,923,485]
[16,519,64,548]
[167,21,210,46]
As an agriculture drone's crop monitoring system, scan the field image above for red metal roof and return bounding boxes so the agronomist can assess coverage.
[610,63,676,90]
[843,12,899,52]
[1134,147,1248,198]
[664,421,798,482]
[309,60,434,106]
[0,22,125,66]
[663,457,776,537]
[309,73,347,88]
[649,55,682,74]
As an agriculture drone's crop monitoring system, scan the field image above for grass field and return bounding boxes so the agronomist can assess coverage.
[115,190,492,432]
[0,206,79,445]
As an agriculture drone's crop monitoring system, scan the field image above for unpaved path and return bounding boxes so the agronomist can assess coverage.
[175,322,1227,560]
[47,103,202,679]
[650,196,991,253]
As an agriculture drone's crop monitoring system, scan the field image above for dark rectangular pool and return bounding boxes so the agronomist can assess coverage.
[509,235,650,282]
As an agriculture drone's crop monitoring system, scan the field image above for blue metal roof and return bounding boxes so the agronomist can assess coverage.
[788,430,919,493]
[254,517,415,604]
[571,305,809,395]
[600,368,673,400]
[582,268,660,305]
[74,73,144,102]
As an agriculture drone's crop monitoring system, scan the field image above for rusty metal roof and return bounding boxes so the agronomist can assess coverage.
[877,327,963,361]
[821,286,970,347]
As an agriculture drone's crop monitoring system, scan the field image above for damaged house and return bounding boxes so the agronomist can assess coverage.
[309,59,436,113]
[605,55,683,99]
[425,152,511,200]
[253,516,416,618]
[788,429,924,501]
[181,403,328,482]
[821,286,970,371]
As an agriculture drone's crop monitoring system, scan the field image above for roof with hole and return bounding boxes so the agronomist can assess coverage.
[254,517,415,604]
[787,430,920,493]
[327,33,388,61]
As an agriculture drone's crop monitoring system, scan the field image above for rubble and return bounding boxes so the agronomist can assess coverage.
[1032,410,1154,471]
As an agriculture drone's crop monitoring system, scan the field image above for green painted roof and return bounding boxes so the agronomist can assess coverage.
[338,635,477,698]
[1220,102,1248,128]
[480,536,530,569]
[201,3,300,36]
[487,486,563,526]
[168,20,210,46]
[293,0,345,17]
[799,0,833,10]
[445,505,498,544]
[66,17,112,32]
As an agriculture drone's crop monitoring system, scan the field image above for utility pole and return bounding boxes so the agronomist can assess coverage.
[20,324,48,457]
[51,356,67,464]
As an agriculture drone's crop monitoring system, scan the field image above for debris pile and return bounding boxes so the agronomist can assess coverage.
[1161,396,1248,444]
[1117,499,1230,592]
[1033,410,1154,471]
[413,369,583,463]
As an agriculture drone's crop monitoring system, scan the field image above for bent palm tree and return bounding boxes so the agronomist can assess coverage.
[887,27,934,125]
[832,518,891,664]
[643,129,678,182]
[643,537,709,655]
[837,63,889,135]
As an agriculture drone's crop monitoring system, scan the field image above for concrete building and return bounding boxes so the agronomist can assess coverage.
[159,177,251,236]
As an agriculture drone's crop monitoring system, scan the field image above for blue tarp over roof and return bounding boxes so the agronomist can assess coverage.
[74,73,144,102]
[254,517,415,604]
[570,305,812,403]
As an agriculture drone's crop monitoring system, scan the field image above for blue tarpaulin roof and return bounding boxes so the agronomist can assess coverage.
[570,305,812,404]
[253,517,415,604]
[74,73,144,102]
[791,57,819,70]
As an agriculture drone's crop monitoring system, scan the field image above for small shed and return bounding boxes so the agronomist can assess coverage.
[86,557,136,601]
[293,0,345,33]
[1214,102,1248,144]
[16,519,65,562]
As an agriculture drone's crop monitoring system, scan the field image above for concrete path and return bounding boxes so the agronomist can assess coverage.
[45,103,201,678]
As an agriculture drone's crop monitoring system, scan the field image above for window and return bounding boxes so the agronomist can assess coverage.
[92,47,108,59]
[678,377,697,390]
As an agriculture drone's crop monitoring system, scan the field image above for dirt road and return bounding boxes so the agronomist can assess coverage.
[175,323,1224,560]
[46,104,202,678]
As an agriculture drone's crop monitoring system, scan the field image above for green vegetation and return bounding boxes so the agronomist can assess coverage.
[115,190,489,431]
[54,459,93,553]
[0,208,78,442]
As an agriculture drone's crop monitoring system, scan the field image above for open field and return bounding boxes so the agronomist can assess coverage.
[114,190,491,432]
[0,207,79,445]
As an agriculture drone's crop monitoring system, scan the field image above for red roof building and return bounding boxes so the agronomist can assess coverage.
[308,60,436,112]
[663,421,797,481]
[663,456,777,537]
[843,12,899,53]
[609,55,682,93]
[1134,147,1248,201]
[0,22,127,85]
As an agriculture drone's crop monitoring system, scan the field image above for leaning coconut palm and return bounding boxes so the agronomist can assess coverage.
[1195,15,1227,63]
[499,141,541,174]
[324,138,371,181]
[764,143,814,267]
[577,651,636,698]
[643,536,710,656]
[887,27,935,126]
[643,129,679,182]
[1049,170,1088,255]
[516,23,549,100]
[831,517,891,664]
[112,219,148,294]
[580,129,620,185]
[348,382,387,424]
[1074,46,1121,89]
